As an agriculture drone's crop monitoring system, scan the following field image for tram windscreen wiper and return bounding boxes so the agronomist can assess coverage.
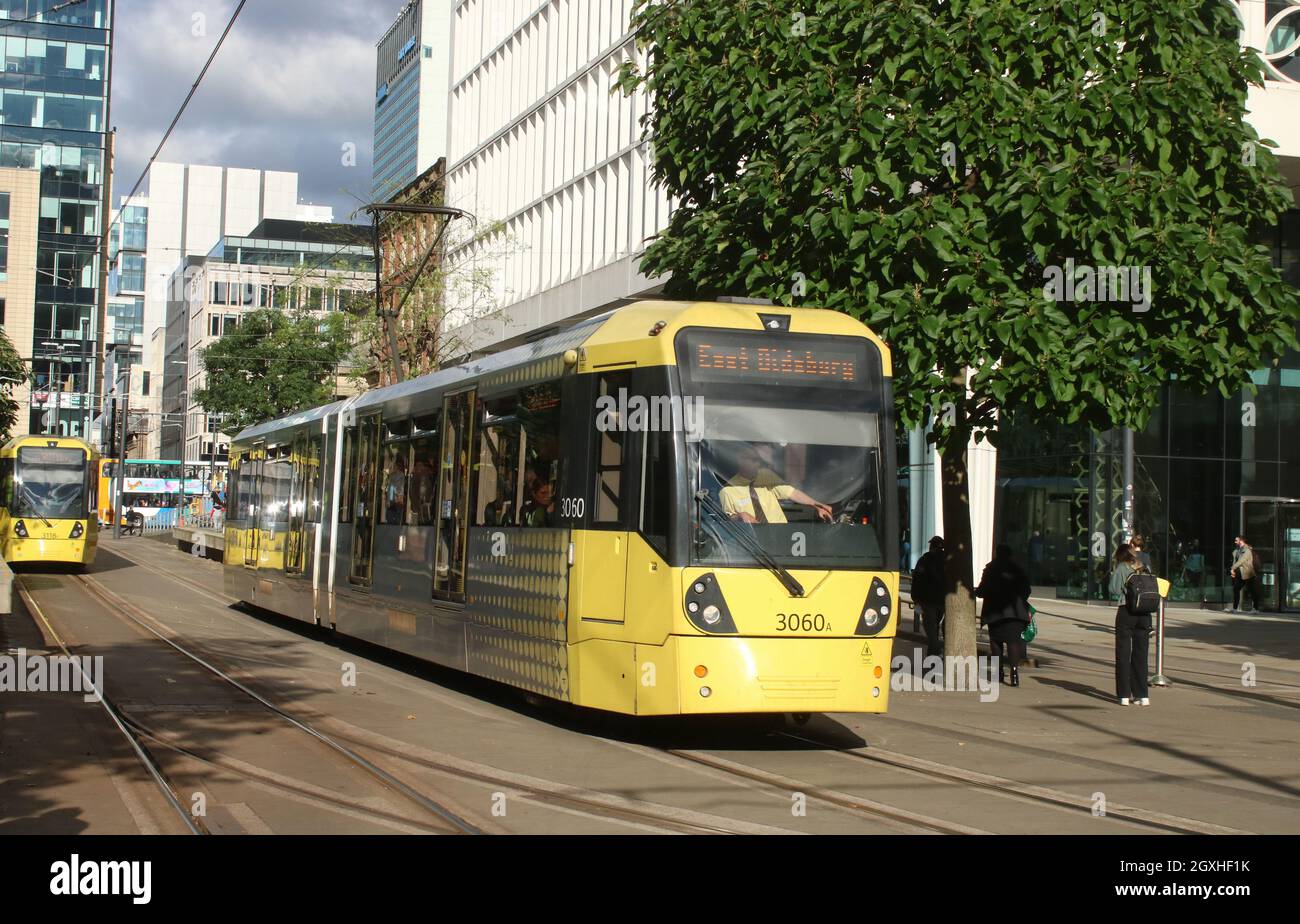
[695,490,805,598]
[20,485,53,528]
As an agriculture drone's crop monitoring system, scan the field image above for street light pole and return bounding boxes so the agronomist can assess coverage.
[113,384,127,540]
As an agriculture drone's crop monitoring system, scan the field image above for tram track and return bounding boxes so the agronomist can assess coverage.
[22,568,482,835]
[14,579,205,835]
[777,731,1249,835]
[66,555,805,834]
[99,540,1277,834]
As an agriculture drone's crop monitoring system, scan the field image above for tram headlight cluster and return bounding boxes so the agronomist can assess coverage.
[684,573,737,634]
[13,520,27,538]
[70,522,83,539]
[855,577,893,636]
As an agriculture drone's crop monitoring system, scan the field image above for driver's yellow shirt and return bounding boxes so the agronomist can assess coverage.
[719,470,795,524]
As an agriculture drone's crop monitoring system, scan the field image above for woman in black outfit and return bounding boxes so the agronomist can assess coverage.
[1109,544,1151,706]
[976,544,1033,686]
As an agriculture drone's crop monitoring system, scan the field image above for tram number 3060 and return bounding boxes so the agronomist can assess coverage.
[776,613,830,632]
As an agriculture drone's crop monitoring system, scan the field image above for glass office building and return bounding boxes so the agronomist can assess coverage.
[0,0,113,439]
[372,0,450,203]
[981,211,1300,609]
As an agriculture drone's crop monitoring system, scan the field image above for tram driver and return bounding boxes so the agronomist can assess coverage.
[720,444,833,525]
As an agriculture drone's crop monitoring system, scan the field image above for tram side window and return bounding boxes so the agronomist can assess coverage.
[476,396,522,527]
[226,462,240,520]
[237,458,257,520]
[306,436,324,523]
[262,451,291,525]
[408,428,439,527]
[338,429,354,523]
[642,426,673,555]
[0,458,12,508]
[379,437,409,525]
[593,373,631,525]
[519,381,562,528]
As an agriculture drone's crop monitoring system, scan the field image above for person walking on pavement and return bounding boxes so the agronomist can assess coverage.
[911,536,946,658]
[1110,544,1154,706]
[1229,536,1261,613]
[976,545,1033,687]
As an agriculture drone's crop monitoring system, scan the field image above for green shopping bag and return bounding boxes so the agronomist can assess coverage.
[1021,604,1038,643]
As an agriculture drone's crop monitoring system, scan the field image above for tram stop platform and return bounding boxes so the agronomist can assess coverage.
[172,526,224,562]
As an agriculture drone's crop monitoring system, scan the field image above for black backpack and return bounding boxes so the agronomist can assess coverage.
[1124,567,1160,615]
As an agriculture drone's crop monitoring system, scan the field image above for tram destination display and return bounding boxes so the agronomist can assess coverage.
[678,329,873,388]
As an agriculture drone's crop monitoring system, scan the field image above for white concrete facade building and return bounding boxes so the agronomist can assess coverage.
[439,2,1300,583]
[115,162,333,457]
[444,0,668,343]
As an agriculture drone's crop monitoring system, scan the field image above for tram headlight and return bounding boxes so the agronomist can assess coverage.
[14,520,27,538]
[683,573,737,634]
[70,522,84,539]
[855,577,893,636]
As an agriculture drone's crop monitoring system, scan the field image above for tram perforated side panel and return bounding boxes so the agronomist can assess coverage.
[465,527,570,701]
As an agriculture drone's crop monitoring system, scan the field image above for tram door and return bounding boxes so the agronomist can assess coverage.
[242,445,264,568]
[349,414,381,585]
[285,432,309,575]
[433,390,475,601]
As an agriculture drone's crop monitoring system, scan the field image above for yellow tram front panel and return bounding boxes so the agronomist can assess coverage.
[568,528,897,714]
[1,528,96,565]
[0,435,100,568]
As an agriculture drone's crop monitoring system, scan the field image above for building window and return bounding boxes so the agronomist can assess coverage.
[0,298,5,327]
[0,191,9,281]
[141,371,150,396]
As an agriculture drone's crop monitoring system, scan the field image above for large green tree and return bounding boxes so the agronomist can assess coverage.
[193,307,353,433]
[622,0,1298,656]
[0,327,28,442]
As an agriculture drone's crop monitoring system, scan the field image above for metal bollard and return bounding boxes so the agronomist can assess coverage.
[1150,595,1171,687]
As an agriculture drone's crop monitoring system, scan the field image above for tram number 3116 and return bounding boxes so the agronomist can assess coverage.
[777,613,830,632]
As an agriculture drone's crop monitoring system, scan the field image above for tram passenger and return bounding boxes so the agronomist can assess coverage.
[523,480,556,528]
[976,544,1032,687]
[384,452,408,524]
[719,444,833,524]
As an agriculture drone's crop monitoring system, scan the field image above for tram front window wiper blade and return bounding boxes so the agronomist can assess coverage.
[19,485,53,528]
[695,490,805,598]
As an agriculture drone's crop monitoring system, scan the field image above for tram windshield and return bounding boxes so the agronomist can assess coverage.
[689,403,886,569]
[15,447,88,520]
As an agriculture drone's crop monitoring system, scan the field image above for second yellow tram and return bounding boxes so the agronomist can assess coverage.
[0,435,99,568]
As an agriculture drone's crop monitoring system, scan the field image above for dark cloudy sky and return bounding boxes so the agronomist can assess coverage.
[112,0,398,224]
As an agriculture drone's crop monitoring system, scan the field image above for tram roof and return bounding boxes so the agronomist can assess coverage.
[233,399,348,444]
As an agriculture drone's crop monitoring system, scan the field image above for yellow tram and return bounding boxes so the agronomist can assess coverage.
[0,434,99,568]
[224,301,898,715]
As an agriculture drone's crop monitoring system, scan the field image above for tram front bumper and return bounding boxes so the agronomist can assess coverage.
[637,635,893,715]
[3,536,92,564]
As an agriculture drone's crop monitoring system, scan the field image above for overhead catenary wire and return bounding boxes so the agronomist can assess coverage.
[104,0,250,244]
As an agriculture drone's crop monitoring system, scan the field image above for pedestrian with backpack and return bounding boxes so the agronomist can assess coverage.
[1110,544,1159,706]
[1229,536,1262,614]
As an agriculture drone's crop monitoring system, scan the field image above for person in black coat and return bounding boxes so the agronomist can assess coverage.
[911,536,946,657]
[976,544,1032,686]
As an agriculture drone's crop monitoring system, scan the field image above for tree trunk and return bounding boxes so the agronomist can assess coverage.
[940,437,979,662]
